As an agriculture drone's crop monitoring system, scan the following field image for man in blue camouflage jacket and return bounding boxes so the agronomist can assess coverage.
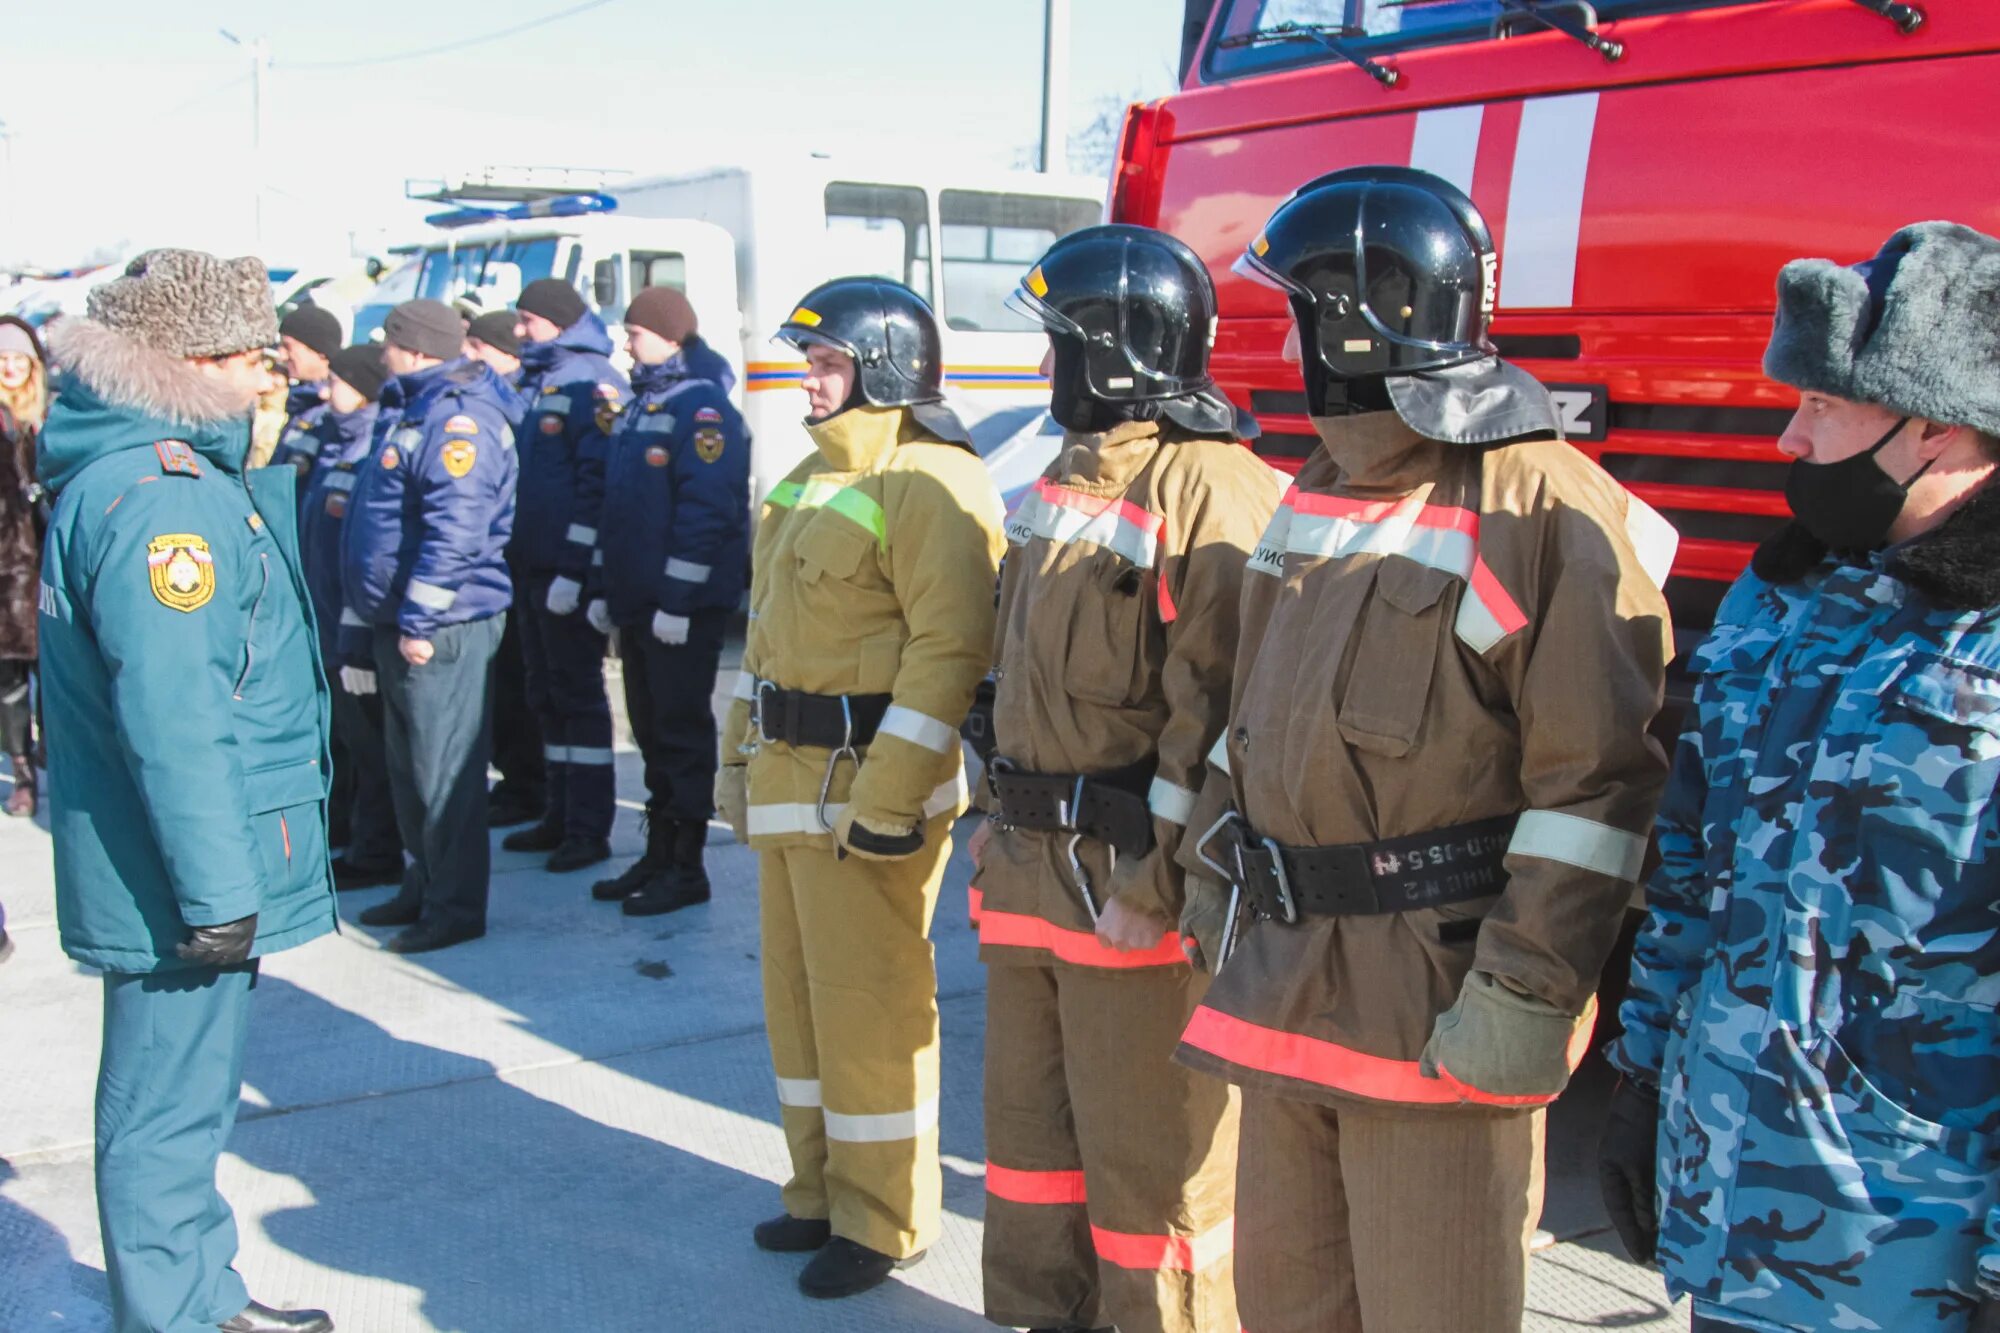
[1603,222,2000,1332]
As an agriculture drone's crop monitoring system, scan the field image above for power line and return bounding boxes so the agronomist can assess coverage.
[280,0,624,71]
[158,72,251,121]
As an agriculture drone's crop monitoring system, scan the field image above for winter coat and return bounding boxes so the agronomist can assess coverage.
[718,405,1006,849]
[1174,411,1673,1111]
[35,319,335,974]
[975,420,1282,970]
[512,314,626,576]
[0,404,40,660]
[596,356,750,625]
[297,403,378,672]
[269,379,329,479]
[1609,492,2000,1331]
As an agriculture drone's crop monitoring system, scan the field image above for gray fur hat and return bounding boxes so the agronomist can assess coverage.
[87,248,278,359]
[1764,221,2000,437]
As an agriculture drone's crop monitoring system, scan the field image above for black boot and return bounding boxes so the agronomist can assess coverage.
[622,819,711,916]
[217,1298,334,1332]
[501,818,564,853]
[752,1213,831,1252]
[593,809,671,901]
[798,1236,923,1299]
[487,787,545,828]
[547,835,611,873]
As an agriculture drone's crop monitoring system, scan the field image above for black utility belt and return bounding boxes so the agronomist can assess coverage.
[753,682,892,750]
[986,756,1157,859]
[1204,811,1515,923]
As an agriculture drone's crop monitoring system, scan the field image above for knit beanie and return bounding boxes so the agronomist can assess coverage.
[279,304,343,360]
[87,248,278,358]
[467,310,522,357]
[625,286,698,344]
[516,277,587,330]
[382,299,465,361]
[328,343,389,403]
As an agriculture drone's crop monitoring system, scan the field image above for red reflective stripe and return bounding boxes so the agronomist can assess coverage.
[1156,566,1179,624]
[1466,555,1528,636]
[1287,489,1480,536]
[1035,479,1165,537]
[280,813,291,862]
[978,903,1187,969]
[986,1161,1088,1205]
[967,885,984,927]
[1089,1218,1234,1272]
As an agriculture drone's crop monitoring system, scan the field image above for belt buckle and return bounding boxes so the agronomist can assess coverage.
[1259,836,1298,925]
[754,679,783,745]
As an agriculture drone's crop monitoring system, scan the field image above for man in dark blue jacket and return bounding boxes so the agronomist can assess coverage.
[269,304,342,479]
[504,278,626,872]
[585,287,748,914]
[37,249,336,1333]
[340,299,518,954]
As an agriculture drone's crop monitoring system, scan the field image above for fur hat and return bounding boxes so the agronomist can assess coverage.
[86,248,278,359]
[1764,221,2000,437]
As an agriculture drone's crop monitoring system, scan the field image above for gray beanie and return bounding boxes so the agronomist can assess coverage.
[382,299,465,361]
[87,248,278,359]
[1764,221,2000,438]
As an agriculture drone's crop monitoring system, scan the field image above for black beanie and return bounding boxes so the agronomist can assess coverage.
[468,310,522,357]
[328,344,389,403]
[517,278,587,330]
[279,304,343,361]
[382,299,465,361]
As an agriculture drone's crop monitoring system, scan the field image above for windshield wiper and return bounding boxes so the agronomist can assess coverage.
[1215,22,1402,88]
[1849,0,1924,33]
[1386,0,1624,60]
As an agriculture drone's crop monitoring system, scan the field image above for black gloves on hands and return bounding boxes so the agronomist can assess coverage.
[1598,1077,1662,1264]
[176,914,258,967]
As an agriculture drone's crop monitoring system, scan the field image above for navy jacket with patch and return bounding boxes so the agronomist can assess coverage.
[270,379,329,478]
[297,403,377,672]
[513,312,627,578]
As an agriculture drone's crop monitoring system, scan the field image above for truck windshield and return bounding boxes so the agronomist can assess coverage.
[1206,0,1758,79]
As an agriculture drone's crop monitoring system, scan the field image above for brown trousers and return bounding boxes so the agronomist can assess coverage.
[1236,1091,1545,1333]
[983,962,1239,1333]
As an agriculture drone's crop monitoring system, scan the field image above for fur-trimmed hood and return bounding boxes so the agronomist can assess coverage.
[1754,478,2000,610]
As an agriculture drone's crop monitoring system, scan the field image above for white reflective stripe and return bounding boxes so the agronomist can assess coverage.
[1246,505,1292,579]
[634,413,677,434]
[1510,810,1646,882]
[591,549,604,568]
[923,769,969,820]
[1285,503,1473,575]
[545,745,570,762]
[339,607,367,628]
[879,705,956,755]
[324,471,358,493]
[665,558,712,583]
[1454,596,1511,654]
[1409,104,1484,197]
[732,671,757,702]
[1147,776,1199,826]
[746,773,966,838]
[1206,733,1231,775]
[1501,92,1600,309]
[823,1096,940,1144]
[1010,482,1161,569]
[542,394,572,414]
[1624,494,1679,592]
[405,580,456,611]
[567,746,615,766]
[566,524,596,545]
[776,1077,822,1109]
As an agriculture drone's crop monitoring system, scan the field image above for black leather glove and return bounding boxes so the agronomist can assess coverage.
[175,914,259,967]
[1598,1077,1662,1264]
[1972,1298,2000,1333]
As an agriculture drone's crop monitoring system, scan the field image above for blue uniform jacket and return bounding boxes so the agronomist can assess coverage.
[1611,553,2000,1331]
[339,357,517,646]
[270,379,329,477]
[35,320,336,974]
[597,357,750,625]
[297,403,378,672]
[513,313,626,578]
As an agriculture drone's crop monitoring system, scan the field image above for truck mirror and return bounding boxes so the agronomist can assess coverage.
[593,258,619,310]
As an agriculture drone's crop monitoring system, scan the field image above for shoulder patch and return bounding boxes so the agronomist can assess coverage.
[379,445,401,471]
[694,406,723,424]
[154,440,203,477]
[445,414,479,436]
[645,444,670,468]
[441,438,478,479]
[594,383,622,401]
[694,427,727,464]
[147,534,215,612]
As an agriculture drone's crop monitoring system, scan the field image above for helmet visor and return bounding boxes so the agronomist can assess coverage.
[771,325,858,360]
[1004,265,1089,342]
[1231,239,1303,297]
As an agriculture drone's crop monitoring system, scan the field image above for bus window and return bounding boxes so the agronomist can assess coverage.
[938,190,1100,332]
[825,183,933,302]
[630,251,687,294]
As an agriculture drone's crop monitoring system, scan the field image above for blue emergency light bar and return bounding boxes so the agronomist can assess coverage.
[425,193,620,230]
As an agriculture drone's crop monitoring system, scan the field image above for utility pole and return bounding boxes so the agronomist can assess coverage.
[1039,0,1070,174]
[221,31,271,251]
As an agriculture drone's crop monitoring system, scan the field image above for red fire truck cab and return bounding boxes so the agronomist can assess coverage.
[1124,0,2000,672]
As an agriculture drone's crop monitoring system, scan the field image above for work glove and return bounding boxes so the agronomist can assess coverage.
[833,806,924,861]
[545,576,582,616]
[176,913,258,967]
[1598,1077,1662,1264]
[714,765,749,843]
[1418,970,1586,1102]
[339,665,377,696]
[1177,871,1231,972]
[586,599,612,635]
[652,610,690,646]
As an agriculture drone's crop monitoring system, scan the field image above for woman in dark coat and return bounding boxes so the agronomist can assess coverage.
[0,314,48,817]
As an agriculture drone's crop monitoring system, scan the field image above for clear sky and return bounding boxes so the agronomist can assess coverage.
[0,0,1187,270]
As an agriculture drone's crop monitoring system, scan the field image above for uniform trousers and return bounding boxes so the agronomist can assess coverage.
[96,962,257,1333]
[1235,1091,1544,1333]
[0,657,33,759]
[518,572,612,839]
[329,683,402,870]
[617,607,727,821]
[488,591,546,809]
[374,615,502,933]
[759,819,952,1259]
[983,961,1239,1333]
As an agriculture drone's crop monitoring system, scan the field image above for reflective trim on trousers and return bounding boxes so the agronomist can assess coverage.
[824,1096,939,1144]
[565,524,597,546]
[972,889,1186,970]
[1089,1217,1234,1273]
[776,1077,822,1109]
[985,1161,1088,1206]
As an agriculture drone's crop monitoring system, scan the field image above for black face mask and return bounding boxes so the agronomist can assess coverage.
[1785,416,1936,552]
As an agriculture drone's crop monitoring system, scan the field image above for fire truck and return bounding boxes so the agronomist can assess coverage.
[1125,0,2000,674]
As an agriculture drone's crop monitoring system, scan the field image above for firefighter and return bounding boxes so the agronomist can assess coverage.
[1173,168,1674,1332]
[965,225,1276,1333]
[503,278,626,871]
[587,286,749,915]
[719,277,1004,1299]
[270,304,342,479]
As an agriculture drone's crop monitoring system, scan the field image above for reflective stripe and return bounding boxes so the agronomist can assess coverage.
[746,772,967,838]
[1501,92,1600,310]
[405,580,456,611]
[542,394,572,414]
[733,671,757,702]
[1624,493,1679,591]
[824,1096,939,1144]
[879,705,957,755]
[634,413,677,434]
[1207,733,1231,775]
[767,476,886,543]
[1454,556,1530,653]
[1247,501,1291,578]
[1510,809,1646,882]
[339,607,367,628]
[1005,479,1161,569]
[567,746,615,766]
[1408,104,1484,196]
[967,884,985,927]
[324,471,357,493]
[1090,1218,1235,1273]
[591,549,604,568]
[986,1162,1088,1206]
[776,1077,822,1109]
[665,558,712,583]
[566,524,596,546]
[977,897,1187,970]
[1147,776,1198,826]
[545,745,569,763]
